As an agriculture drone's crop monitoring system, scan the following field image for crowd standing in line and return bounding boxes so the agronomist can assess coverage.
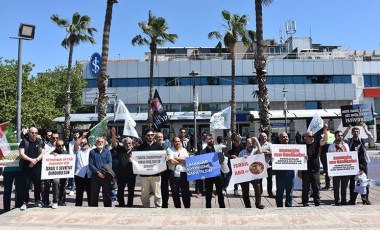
[0,122,375,212]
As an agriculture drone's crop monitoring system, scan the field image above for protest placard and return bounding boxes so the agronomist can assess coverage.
[131,150,167,175]
[41,154,75,179]
[327,151,359,176]
[340,103,374,127]
[226,154,267,190]
[271,144,307,170]
[185,152,221,181]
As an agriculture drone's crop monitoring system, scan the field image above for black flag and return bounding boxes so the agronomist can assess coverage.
[151,89,169,131]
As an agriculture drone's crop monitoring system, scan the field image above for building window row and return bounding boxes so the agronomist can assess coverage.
[86,75,351,88]
[364,75,380,87]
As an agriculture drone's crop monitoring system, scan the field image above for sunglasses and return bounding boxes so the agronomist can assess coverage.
[30,132,38,134]
[307,135,314,138]
[57,145,64,148]
[146,134,155,136]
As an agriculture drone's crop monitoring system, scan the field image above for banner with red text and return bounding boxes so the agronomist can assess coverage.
[327,151,359,176]
[41,154,75,179]
[271,144,307,170]
[226,154,267,191]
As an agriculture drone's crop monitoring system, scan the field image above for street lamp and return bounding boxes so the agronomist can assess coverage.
[189,70,199,152]
[11,23,36,142]
[282,86,288,134]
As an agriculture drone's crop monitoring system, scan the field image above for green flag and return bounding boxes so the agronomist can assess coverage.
[88,119,108,147]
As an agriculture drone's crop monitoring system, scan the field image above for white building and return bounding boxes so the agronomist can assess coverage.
[54,36,380,143]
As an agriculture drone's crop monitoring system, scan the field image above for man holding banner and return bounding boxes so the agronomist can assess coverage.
[328,130,350,206]
[136,128,164,208]
[343,124,373,205]
[199,134,225,208]
[238,137,265,209]
[301,125,328,207]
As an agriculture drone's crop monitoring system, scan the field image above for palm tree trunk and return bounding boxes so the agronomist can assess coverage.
[64,44,74,140]
[254,0,271,134]
[148,42,157,129]
[98,0,116,121]
[230,47,237,135]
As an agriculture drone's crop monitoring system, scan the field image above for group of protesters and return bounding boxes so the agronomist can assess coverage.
[1,122,374,212]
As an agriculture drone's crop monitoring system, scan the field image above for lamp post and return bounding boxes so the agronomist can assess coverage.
[11,23,36,142]
[282,86,288,134]
[189,70,199,152]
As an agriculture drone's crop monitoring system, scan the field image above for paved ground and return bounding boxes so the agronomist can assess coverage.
[0,152,379,229]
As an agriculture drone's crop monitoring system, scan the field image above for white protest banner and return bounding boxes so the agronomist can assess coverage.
[131,150,167,175]
[327,151,359,176]
[227,154,267,191]
[41,154,75,179]
[271,144,307,170]
[308,112,324,133]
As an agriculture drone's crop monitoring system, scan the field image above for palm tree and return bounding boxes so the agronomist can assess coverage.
[208,10,254,136]
[132,11,178,129]
[51,12,97,139]
[254,0,273,135]
[98,0,118,122]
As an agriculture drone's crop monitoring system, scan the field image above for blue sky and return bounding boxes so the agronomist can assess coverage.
[1,0,380,75]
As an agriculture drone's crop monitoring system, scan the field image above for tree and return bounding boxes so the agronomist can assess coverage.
[254,0,273,135]
[132,11,178,129]
[51,12,97,139]
[208,10,254,136]
[0,59,89,130]
[98,0,118,122]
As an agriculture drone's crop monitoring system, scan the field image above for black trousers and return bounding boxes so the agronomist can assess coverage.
[75,175,91,206]
[301,170,320,205]
[161,169,171,208]
[90,173,112,207]
[241,180,262,208]
[116,174,136,207]
[205,175,225,208]
[170,172,191,208]
[21,164,42,204]
[333,175,350,204]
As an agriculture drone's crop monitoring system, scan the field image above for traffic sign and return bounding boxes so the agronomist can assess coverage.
[89,52,101,77]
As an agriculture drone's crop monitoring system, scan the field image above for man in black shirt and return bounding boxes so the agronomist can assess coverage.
[200,134,225,208]
[136,129,164,208]
[301,124,328,207]
[111,127,136,207]
[19,127,45,210]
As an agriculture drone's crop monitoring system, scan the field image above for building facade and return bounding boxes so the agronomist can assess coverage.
[67,36,380,142]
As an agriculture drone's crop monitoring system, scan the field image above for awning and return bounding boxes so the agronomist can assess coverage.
[249,109,342,119]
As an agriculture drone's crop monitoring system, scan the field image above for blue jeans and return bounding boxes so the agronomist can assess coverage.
[275,170,295,207]
[3,170,24,212]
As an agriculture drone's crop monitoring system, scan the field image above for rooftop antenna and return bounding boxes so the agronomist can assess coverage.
[279,27,284,54]
[285,19,296,38]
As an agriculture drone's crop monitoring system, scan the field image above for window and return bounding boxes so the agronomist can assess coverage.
[305,101,322,109]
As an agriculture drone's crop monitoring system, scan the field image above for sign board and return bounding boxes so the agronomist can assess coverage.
[226,154,267,190]
[271,144,307,170]
[185,152,221,181]
[41,154,75,179]
[340,103,374,127]
[327,151,359,176]
[131,150,167,175]
[89,52,101,77]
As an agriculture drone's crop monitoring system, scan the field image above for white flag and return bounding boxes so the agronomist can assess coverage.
[115,99,136,127]
[210,106,231,129]
[308,112,324,133]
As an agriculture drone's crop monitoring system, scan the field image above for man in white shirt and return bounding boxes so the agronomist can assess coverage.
[238,137,264,209]
[167,137,191,208]
[73,131,92,206]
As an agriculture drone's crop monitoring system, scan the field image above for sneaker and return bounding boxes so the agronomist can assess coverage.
[234,190,240,196]
[52,203,58,209]
[69,191,75,196]
[20,203,27,211]
[256,204,265,209]
[35,201,43,208]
